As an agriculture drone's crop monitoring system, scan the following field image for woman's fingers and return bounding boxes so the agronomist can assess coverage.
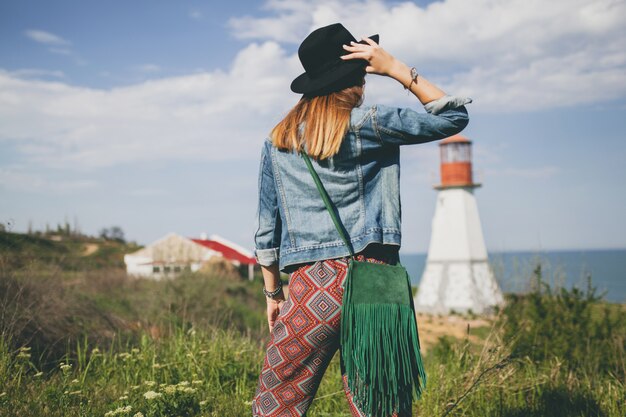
[340,52,370,61]
[360,36,377,46]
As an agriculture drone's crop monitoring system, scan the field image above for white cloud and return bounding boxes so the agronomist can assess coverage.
[0,41,301,169]
[24,29,71,46]
[228,0,626,111]
[2,0,625,174]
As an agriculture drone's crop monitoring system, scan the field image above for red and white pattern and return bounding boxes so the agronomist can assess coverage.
[251,255,409,417]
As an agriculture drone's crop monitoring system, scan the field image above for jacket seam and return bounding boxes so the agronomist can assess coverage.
[271,146,296,247]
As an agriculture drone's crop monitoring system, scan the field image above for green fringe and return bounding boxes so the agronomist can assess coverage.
[340,265,427,417]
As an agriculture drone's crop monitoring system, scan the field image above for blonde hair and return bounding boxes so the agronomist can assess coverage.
[270,82,365,160]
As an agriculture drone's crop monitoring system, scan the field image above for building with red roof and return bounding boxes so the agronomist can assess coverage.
[124,232,257,280]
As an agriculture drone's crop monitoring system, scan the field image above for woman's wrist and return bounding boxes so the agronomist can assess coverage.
[387,59,411,86]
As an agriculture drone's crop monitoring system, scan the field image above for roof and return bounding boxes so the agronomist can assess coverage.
[191,234,256,265]
[440,134,471,145]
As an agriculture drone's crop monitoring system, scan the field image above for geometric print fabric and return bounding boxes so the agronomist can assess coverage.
[251,255,409,417]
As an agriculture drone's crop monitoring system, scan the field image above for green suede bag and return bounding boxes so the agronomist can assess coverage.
[301,152,427,417]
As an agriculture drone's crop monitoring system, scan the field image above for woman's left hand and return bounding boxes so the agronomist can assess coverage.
[341,36,398,76]
[267,297,286,332]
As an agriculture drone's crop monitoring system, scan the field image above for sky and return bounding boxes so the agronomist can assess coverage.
[1,0,625,254]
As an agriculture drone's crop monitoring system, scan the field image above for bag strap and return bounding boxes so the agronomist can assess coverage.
[300,151,355,258]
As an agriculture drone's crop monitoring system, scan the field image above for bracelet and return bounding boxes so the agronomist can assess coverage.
[404,66,418,92]
[263,280,283,299]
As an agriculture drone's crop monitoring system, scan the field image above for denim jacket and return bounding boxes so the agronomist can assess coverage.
[253,94,472,272]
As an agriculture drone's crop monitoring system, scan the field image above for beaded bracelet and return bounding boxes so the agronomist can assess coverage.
[263,280,283,299]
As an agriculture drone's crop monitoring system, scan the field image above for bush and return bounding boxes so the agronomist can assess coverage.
[500,264,626,378]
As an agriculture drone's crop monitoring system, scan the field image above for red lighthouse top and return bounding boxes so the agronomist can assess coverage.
[435,134,481,189]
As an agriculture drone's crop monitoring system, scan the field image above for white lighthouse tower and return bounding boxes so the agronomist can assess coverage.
[414,135,504,315]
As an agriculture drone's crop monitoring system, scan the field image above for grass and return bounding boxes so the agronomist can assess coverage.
[0,233,624,416]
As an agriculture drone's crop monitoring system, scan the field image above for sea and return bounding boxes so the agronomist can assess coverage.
[400,248,626,304]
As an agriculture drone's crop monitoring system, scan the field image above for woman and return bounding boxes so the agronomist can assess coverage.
[251,23,471,417]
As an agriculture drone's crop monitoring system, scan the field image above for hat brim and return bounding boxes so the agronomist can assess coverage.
[290,34,379,94]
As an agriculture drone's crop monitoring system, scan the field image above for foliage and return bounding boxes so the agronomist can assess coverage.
[1,251,624,416]
[501,264,626,378]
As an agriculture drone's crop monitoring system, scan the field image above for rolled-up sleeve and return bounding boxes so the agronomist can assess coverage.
[372,95,472,146]
[253,140,282,266]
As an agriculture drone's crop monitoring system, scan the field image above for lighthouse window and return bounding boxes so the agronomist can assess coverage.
[441,143,471,162]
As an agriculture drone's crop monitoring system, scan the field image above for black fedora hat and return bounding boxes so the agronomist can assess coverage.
[290,23,379,96]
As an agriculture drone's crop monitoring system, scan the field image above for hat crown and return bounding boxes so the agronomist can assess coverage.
[298,23,355,78]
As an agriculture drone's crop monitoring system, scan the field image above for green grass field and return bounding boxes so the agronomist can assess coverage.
[1,231,624,416]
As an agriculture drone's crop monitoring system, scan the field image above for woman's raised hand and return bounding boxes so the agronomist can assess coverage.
[341,36,399,76]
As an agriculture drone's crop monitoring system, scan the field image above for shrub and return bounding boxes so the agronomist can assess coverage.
[500,264,626,378]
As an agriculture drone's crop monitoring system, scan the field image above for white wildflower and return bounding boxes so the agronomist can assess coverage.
[143,390,162,400]
[143,380,156,387]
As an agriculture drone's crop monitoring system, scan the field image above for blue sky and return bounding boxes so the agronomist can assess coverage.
[1,0,625,253]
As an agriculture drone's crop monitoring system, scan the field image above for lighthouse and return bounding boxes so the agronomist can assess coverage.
[414,135,504,315]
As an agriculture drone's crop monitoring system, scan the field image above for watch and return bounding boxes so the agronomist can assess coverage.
[404,67,419,91]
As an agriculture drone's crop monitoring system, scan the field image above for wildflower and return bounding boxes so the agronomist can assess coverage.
[181,387,197,394]
[198,349,209,355]
[131,348,140,353]
[133,413,144,417]
[59,362,72,372]
[143,391,162,400]
[16,351,31,359]
[177,380,190,386]
[19,346,31,351]
[104,405,133,416]
[143,380,156,387]
[91,347,100,354]
[192,379,203,385]
[118,395,128,400]
[199,400,207,406]
[163,385,177,394]
[71,379,80,384]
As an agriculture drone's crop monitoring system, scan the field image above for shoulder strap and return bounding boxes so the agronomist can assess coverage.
[300,152,355,257]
